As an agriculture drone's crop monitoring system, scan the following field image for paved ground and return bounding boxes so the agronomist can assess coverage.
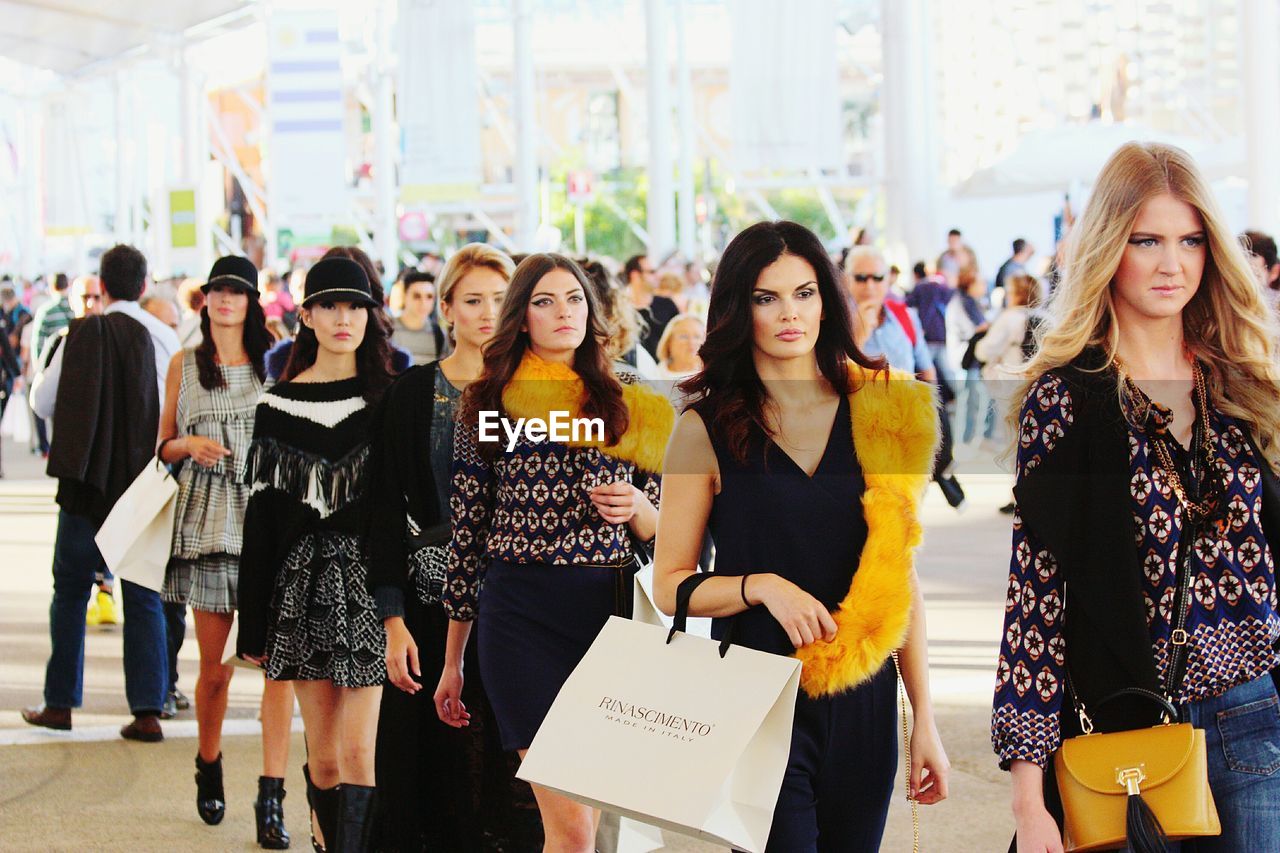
[0,434,1019,851]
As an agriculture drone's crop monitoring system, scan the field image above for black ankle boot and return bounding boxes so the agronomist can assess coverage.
[333,784,376,853]
[194,752,226,825]
[255,776,291,849]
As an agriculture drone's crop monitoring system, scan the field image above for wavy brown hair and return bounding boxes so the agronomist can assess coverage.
[461,253,627,459]
[194,289,272,390]
[679,220,885,463]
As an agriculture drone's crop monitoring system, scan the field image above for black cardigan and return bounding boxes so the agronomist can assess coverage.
[366,362,444,617]
[45,313,159,525]
[1011,351,1280,838]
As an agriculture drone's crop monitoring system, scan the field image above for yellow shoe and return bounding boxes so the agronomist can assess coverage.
[97,591,119,626]
[86,598,100,626]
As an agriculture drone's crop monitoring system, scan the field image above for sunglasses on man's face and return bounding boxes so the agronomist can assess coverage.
[852,273,886,283]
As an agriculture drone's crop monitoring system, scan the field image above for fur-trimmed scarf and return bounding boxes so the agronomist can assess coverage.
[794,363,939,698]
[501,352,675,472]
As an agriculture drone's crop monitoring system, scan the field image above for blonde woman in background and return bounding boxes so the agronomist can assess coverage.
[653,314,706,380]
[993,142,1280,852]
[656,270,689,313]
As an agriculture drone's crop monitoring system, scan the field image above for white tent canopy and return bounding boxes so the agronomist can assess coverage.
[0,0,252,77]
[956,122,1245,197]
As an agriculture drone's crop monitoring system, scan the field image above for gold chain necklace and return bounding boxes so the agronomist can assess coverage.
[1117,358,1219,523]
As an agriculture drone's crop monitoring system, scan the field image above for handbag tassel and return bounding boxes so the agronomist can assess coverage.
[1125,792,1169,853]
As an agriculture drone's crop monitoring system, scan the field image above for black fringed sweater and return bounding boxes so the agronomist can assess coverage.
[236,377,375,659]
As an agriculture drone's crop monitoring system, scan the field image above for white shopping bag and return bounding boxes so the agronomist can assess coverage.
[598,569,713,853]
[519,616,800,853]
[220,611,260,670]
[1,394,30,443]
[94,457,178,593]
[597,811,667,853]
[630,566,711,637]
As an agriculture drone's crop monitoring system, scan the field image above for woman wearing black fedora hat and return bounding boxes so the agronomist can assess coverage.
[237,255,396,852]
[157,255,297,848]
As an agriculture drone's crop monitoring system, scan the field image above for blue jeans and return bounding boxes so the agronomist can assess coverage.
[1172,674,1280,851]
[956,365,995,444]
[43,509,168,715]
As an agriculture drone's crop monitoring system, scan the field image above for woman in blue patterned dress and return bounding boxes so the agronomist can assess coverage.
[433,253,674,852]
[993,143,1280,852]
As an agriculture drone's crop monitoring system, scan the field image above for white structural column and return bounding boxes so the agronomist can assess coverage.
[114,72,131,245]
[674,0,696,259]
[645,0,675,258]
[880,0,937,261]
[180,46,213,273]
[1241,0,1280,235]
[373,0,399,276]
[513,0,539,251]
[20,92,43,279]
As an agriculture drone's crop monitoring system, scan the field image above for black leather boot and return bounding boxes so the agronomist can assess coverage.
[255,775,291,849]
[194,752,226,825]
[310,780,341,853]
[303,763,336,852]
[333,784,376,853]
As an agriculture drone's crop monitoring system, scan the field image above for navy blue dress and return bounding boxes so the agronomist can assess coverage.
[699,395,898,853]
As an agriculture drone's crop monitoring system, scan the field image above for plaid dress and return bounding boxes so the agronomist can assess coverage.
[162,350,263,612]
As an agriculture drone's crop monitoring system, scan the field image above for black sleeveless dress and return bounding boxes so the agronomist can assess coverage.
[699,395,898,853]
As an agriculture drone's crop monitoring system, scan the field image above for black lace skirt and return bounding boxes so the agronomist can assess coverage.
[265,531,387,688]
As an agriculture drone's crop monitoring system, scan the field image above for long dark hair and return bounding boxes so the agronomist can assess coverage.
[194,292,272,390]
[679,220,884,463]
[461,253,626,459]
[281,246,395,402]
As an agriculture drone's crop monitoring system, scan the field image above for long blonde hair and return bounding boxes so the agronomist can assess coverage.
[1012,142,1280,468]
[436,243,516,342]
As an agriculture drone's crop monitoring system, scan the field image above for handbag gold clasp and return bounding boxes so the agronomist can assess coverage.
[1171,628,1189,646]
[1116,766,1147,796]
[1077,707,1094,735]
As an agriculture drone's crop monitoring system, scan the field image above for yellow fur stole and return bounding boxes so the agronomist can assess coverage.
[501,352,675,473]
[794,363,939,698]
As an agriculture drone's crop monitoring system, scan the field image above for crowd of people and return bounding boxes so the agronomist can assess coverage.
[7,139,1280,852]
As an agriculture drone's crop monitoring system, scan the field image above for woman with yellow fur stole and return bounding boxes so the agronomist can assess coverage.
[654,221,949,851]
[434,253,674,851]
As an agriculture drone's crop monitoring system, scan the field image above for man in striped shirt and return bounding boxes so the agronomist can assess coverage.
[32,275,75,365]
[30,274,76,455]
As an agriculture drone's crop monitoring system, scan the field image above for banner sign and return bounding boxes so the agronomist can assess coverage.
[398,0,482,203]
[729,0,842,173]
[266,5,348,247]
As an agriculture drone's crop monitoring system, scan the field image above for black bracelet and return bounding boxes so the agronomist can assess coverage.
[740,574,751,608]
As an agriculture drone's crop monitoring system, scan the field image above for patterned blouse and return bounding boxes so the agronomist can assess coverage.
[992,372,1280,768]
[443,416,662,623]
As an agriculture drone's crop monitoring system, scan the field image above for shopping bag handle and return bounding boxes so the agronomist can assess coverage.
[152,454,178,481]
[667,572,734,658]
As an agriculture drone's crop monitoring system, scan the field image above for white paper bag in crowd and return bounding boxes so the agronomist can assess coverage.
[631,566,711,637]
[519,616,800,853]
[94,457,178,593]
[1,394,30,443]
[220,611,260,670]
[597,811,667,853]
[598,569,712,853]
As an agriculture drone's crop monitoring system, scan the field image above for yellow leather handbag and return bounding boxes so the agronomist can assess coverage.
[1053,689,1220,852]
